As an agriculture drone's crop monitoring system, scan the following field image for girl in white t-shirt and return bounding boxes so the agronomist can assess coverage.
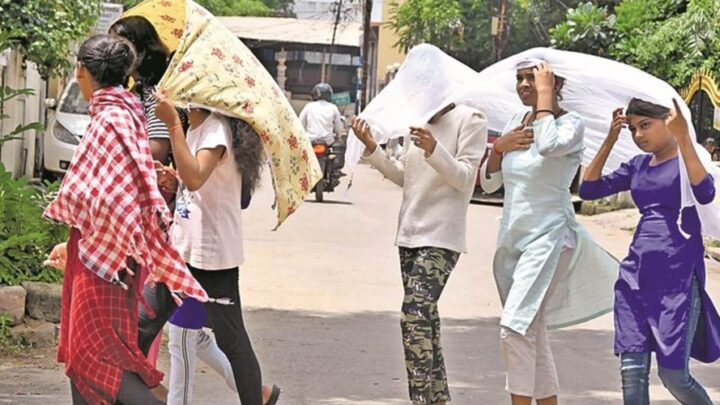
[153,94,280,405]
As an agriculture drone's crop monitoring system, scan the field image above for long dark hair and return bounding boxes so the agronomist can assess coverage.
[77,35,136,87]
[228,118,265,195]
[626,98,671,119]
[109,16,169,92]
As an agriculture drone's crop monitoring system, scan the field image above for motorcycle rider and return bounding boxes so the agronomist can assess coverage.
[299,83,344,145]
[300,83,346,185]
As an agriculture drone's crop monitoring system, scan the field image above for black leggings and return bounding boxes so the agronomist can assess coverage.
[137,266,263,405]
[70,372,163,405]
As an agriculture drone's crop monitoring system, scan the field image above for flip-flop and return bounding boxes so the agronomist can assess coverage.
[265,385,281,405]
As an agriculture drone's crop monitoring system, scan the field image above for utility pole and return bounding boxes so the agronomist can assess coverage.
[491,0,510,61]
[326,0,344,82]
[360,0,373,109]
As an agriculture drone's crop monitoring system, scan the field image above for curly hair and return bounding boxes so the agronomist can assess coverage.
[228,118,265,194]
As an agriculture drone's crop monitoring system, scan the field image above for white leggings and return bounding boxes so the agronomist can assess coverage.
[167,325,237,405]
[500,248,574,399]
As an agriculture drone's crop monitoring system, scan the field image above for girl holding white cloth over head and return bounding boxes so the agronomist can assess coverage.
[349,44,488,405]
[580,97,720,405]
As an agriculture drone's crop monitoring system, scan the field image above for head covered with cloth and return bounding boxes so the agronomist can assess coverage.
[122,0,322,228]
[344,43,512,173]
[471,47,720,239]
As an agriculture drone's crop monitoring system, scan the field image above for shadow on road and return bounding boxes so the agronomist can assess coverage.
[246,309,717,405]
[1,309,718,404]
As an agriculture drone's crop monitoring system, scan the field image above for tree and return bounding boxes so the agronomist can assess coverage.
[549,2,615,56]
[195,0,272,16]
[550,0,720,88]
[504,0,587,58]
[262,0,296,17]
[387,0,590,70]
[616,0,718,87]
[388,0,473,64]
[0,0,102,78]
[513,0,588,45]
[608,0,684,65]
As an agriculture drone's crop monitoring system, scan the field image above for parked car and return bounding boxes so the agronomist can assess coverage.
[43,79,89,179]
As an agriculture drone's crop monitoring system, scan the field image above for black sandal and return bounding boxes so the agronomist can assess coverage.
[265,385,281,405]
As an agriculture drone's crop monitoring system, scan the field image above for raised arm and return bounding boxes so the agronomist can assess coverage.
[579,159,633,201]
[155,94,224,192]
[352,118,405,187]
[583,108,625,183]
[533,113,584,157]
[667,99,715,204]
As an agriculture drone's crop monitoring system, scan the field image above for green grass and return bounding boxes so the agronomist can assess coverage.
[705,239,720,248]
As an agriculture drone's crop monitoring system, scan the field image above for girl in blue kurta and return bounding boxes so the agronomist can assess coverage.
[580,98,720,405]
[481,60,619,405]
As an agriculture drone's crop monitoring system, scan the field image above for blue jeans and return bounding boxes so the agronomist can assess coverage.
[620,278,713,405]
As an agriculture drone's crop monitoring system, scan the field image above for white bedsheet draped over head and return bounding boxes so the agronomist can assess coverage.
[344,45,720,239]
[471,47,720,239]
[347,45,696,175]
[467,47,698,173]
[344,44,510,172]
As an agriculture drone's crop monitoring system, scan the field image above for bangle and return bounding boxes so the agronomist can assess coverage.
[535,109,556,117]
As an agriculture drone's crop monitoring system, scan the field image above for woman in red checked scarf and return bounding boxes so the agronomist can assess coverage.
[44,34,208,405]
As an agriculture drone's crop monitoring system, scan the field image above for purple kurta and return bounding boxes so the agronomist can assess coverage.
[580,154,720,369]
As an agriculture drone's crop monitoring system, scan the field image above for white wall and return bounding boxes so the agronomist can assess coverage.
[0,49,45,179]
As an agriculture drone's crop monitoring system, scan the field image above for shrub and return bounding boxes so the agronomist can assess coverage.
[0,166,67,286]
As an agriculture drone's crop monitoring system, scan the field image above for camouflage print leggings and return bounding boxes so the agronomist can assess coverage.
[399,247,460,404]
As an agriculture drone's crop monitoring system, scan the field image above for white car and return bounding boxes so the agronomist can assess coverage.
[43,79,89,177]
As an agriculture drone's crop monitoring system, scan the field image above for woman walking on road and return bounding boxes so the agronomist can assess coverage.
[44,34,207,405]
[146,96,279,405]
[480,59,618,405]
[111,16,278,404]
[580,98,720,405]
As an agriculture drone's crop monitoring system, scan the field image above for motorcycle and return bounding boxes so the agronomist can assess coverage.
[311,139,345,202]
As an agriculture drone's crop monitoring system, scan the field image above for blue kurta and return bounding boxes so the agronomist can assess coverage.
[580,153,720,369]
[482,111,619,335]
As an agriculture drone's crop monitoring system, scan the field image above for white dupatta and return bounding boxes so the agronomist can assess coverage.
[679,145,720,239]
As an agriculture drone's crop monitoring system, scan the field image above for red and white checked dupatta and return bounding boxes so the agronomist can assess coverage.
[44,86,207,301]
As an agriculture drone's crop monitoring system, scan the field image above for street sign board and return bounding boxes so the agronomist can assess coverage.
[332,91,352,106]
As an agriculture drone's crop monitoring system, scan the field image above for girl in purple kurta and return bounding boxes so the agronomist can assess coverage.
[580,98,720,405]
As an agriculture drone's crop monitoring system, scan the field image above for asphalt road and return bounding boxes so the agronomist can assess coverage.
[1,164,719,404]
